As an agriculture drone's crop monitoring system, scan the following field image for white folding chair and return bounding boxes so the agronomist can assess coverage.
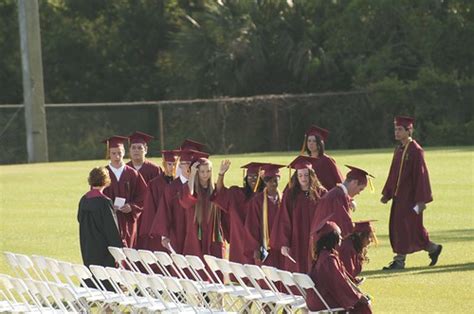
[146,273,192,312]
[138,249,171,275]
[10,253,45,281]
[108,246,139,271]
[3,252,22,278]
[160,276,198,313]
[154,251,184,279]
[170,253,194,279]
[23,278,58,311]
[2,275,49,312]
[31,254,62,283]
[47,282,87,313]
[123,247,146,273]
[134,272,182,312]
[180,278,231,313]
[44,256,68,285]
[292,272,346,313]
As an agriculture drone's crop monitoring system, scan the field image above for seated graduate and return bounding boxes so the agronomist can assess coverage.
[339,220,378,282]
[77,167,123,289]
[307,215,372,313]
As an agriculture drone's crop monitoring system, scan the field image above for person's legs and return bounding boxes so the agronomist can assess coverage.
[425,242,443,266]
[382,254,406,270]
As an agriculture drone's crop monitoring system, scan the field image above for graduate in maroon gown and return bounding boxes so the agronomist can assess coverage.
[307,217,372,313]
[381,116,442,270]
[310,165,373,241]
[245,163,285,268]
[137,150,178,251]
[102,136,147,248]
[149,149,206,254]
[126,131,162,183]
[271,155,326,273]
[214,161,265,264]
[180,158,225,259]
[301,125,344,190]
[339,220,378,281]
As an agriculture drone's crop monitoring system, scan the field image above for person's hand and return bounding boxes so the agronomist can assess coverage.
[219,160,231,175]
[161,237,171,248]
[380,196,389,204]
[281,246,290,257]
[416,202,426,212]
[119,204,132,213]
[190,162,199,176]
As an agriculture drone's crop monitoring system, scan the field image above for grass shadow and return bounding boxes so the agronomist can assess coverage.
[364,262,474,279]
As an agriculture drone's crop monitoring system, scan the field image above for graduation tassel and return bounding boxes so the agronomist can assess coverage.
[198,224,202,241]
[368,177,375,193]
[262,188,270,250]
[253,167,262,193]
[105,140,109,160]
[300,134,307,155]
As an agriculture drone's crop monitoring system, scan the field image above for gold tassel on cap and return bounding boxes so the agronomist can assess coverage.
[368,177,375,193]
[105,140,109,160]
[253,167,262,193]
[300,134,307,155]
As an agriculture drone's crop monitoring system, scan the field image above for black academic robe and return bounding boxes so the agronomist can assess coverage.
[77,190,123,268]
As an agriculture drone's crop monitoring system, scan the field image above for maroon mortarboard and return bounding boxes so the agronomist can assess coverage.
[260,163,286,177]
[353,220,377,234]
[161,150,178,162]
[305,125,329,142]
[128,131,154,145]
[177,149,209,163]
[180,139,205,151]
[311,213,341,243]
[102,135,128,148]
[345,164,374,185]
[241,162,266,175]
[288,155,316,170]
[394,116,415,129]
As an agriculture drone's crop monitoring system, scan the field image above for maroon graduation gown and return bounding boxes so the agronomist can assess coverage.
[270,188,324,273]
[149,178,188,254]
[213,186,254,264]
[307,249,371,313]
[382,140,432,254]
[137,174,173,251]
[179,185,225,259]
[311,154,344,190]
[311,185,354,239]
[245,192,280,268]
[127,160,162,184]
[104,165,147,248]
[339,238,362,279]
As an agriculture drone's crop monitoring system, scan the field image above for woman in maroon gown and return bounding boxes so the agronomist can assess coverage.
[301,125,344,190]
[180,158,225,259]
[245,163,286,268]
[307,217,372,313]
[214,161,264,264]
[271,155,326,273]
[339,220,378,281]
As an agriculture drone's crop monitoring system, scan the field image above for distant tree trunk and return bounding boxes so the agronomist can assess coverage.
[271,102,279,151]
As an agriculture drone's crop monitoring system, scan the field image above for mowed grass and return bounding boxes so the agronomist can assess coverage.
[0,146,473,313]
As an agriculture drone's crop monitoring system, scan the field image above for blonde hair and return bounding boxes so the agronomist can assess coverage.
[193,159,217,224]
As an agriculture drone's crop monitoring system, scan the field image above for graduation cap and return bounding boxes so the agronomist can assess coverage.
[345,164,374,186]
[102,135,128,159]
[353,220,377,234]
[260,163,286,177]
[311,213,341,244]
[180,139,205,151]
[300,125,329,154]
[128,131,154,145]
[288,155,316,170]
[394,116,415,129]
[176,149,209,163]
[161,150,178,162]
[241,162,266,176]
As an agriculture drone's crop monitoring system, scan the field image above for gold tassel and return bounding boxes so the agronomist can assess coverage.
[262,188,270,250]
[300,134,307,155]
[368,177,375,193]
[105,140,109,160]
[253,167,262,193]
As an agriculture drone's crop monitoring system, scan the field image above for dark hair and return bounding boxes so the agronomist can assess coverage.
[350,230,378,264]
[88,167,111,187]
[243,175,264,199]
[314,230,340,260]
[288,168,326,206]
[305,136,325,157]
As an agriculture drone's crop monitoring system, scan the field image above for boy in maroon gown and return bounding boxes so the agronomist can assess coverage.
[102,136,147,248]
[137,150,178,251]
[381,116,442,270]
[214,161,265,264]
[307,216,372,313]
[271,155,326,273]
[126,131,162,183]
[301,125,344,190]
[245,163,286,268]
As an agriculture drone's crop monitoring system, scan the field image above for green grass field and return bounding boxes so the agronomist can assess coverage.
[1,146,473,313]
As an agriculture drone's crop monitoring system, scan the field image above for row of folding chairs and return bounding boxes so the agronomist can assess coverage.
[107,247,346,313]
[2,251,225,313]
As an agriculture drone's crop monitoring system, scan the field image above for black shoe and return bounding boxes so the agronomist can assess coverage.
[429,245,443,266]
[382,260,405,270]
